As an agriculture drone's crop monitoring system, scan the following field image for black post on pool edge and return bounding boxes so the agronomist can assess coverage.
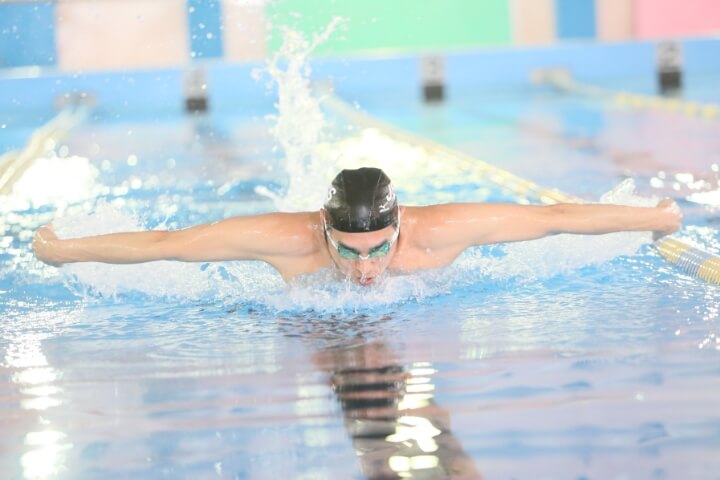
[421,56,445,103]
[657,40,683,97]
[184,67,209,114]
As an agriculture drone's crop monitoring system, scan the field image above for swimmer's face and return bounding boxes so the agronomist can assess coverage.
[325,224,399,286]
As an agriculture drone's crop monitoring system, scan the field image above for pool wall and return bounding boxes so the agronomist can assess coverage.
[2,0,720,71]
[1,37,718,125]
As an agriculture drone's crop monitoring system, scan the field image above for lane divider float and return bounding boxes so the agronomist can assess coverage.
[0,105,89,195]
[536,70,720,120]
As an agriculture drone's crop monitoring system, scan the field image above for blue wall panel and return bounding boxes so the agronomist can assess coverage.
[187,0,224,60]
[0,1,57,68]
[556,0,597,40]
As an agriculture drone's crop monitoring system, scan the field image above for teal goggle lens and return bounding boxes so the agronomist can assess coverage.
[337,242,391,260]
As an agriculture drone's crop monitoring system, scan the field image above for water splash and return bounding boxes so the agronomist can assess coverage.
[47,203,459,310]
[268,267,458,313]
[7,154,106,213]
[37,22,664,311]
[51,205,214,300]
[466,179,658,282]
[48,180,659,311]
[253,17,345,212]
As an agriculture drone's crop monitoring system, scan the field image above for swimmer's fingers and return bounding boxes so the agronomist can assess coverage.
[32,224,63,266]
[35,223,59,241]
[652,199,682,241]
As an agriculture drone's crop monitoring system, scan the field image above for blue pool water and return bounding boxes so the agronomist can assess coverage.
[2,65,720,480]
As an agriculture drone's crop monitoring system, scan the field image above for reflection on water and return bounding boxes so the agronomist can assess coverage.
[306,317,481,479]
[3,310,72,479]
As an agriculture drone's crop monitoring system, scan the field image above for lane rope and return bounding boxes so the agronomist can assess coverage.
[535,70,720,120]
[323,93,720,285]
[0,105,89,195]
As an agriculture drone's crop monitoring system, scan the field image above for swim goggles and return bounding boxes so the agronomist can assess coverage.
[324,223,400,261]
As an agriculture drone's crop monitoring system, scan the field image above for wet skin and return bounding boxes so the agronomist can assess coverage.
[33,200,682,286]
[324,225,399,286]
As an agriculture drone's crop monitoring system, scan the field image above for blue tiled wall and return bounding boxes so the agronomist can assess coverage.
[0,1,57,68]
[187,0,224,60]
[556,0,597,40]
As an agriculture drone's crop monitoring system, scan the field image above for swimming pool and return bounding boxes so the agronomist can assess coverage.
[2,41,720,479]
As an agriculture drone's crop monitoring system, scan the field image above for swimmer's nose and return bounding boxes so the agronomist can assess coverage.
[354,259,376,277]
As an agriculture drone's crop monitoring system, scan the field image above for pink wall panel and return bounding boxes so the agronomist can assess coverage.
[56,0,188,72]
[222,0,268,62]
[511,0,556,46]
[635,0,720,39]
[597,0,634,41]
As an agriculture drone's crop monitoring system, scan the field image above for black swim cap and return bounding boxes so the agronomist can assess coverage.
[323,167,398,233]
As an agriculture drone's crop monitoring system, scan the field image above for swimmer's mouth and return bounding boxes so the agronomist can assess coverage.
[357,276,375,286]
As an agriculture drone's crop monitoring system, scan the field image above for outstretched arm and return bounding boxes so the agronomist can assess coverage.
[419,199,682,250]
[32,213,312,266]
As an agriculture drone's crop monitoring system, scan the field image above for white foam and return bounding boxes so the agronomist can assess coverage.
[51,205,214,300]
[268,267,457,313]
[459,179,658,282]
[49,205,450,313]
[688,188,720,214]
[39,24,661,311]
[48,205,458,309]
[7,154,106,212]
[48,180,658,311]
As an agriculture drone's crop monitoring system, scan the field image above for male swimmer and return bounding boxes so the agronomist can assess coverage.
[33,167,682,286]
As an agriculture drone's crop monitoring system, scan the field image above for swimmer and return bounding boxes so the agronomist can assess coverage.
[33,167,682,286]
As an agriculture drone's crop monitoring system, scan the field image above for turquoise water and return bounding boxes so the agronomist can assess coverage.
[2,80,720,479]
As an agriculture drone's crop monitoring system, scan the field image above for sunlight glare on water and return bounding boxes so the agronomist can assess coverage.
[9,154,104,213]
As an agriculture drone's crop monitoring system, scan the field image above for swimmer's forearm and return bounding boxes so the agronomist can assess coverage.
[413,201,682,249]
[462,200,681,245]
[33,215,294,265]
[545,202,681,236]
[41,231,172,264]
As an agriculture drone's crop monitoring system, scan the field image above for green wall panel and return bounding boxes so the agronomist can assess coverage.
[267,0,512,55]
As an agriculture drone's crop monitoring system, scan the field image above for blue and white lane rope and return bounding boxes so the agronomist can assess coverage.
[536,70,720,121]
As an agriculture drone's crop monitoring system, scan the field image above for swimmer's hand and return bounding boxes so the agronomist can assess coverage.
[32,224,64,267]
[653,199,682,241]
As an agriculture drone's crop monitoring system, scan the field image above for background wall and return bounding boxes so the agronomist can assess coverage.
[0,0,719,71]
[0,1,57,68]
[265,0,511,54]
[635,0,720,39]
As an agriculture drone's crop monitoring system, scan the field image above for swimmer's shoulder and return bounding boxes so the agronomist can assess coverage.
[223,211,320,229]
[402,202,495,223]
[400,203,476,227]
[259,211,329,278]
[399,203,489,249]
[398,205,443,248]
[255,210,325,251]
[216,211,322,252]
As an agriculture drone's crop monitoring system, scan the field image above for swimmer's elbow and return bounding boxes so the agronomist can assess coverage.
[542,204,599,236]
[158,228,234,262]
[154,231,195,261]
[529,205,569,238]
